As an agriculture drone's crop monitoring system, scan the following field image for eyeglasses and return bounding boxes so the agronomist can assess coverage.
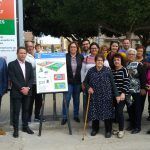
[82,43,89,45]
[128,53,135,56]
[91,48,98,50]
[70,46,77,48]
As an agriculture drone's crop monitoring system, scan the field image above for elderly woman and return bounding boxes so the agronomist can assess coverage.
[126,48,146,134]
[83,54,120,138]
[81,42,109,119]
[135,45,149,117]
[61,41,84,125]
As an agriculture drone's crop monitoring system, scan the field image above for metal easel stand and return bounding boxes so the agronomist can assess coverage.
[38,93,72,136]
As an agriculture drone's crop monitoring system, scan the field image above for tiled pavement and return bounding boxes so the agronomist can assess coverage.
[0,93,150,150]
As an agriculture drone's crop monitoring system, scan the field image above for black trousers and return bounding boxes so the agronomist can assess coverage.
[141,94,146,114]
[115,100,125,131]
[28,84,42,119]
[0,96,2,111]
[148,96,150,115]
[92,119,112,132]
[127,93,142,129]
[141,94,150,115]
[12,96,30,129]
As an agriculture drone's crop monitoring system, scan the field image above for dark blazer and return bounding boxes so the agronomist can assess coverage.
[66,53,84,84]
[8,59,34,98]
[0,57,8,96]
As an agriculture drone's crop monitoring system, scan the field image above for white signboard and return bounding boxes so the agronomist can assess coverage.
[0,0,17,64]
[35,52,68,93]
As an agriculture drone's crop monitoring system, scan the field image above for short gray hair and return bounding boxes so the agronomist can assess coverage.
[127,48,137,56]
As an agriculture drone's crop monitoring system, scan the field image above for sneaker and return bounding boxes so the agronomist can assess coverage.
[0,129,6,135]
[117,131,125,138]
[112,129,119,135]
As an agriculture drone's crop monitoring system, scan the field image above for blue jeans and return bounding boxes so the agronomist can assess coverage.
[62,84,81,119]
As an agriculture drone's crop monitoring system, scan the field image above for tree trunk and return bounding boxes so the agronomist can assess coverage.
[125,32,132,40]
[137,33,149,48]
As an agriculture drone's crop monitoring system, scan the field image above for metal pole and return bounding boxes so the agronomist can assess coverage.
[53,93,57,120]
[98,25,102,45]
[17,0,24,46]
[63,93,72,135]
[10,0,24,125]
[38,94,46,136]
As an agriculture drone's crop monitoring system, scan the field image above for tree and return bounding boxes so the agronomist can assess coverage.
[98,0,150,46]
[24,0,99,42]
[24,0,150,46]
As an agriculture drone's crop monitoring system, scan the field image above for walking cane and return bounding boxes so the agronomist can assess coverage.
[82,93,91,141]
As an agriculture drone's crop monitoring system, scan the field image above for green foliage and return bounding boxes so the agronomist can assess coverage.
[24,0,150,44]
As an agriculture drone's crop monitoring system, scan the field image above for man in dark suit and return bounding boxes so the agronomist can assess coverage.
[0,57,8,135]
[8,47,34,138]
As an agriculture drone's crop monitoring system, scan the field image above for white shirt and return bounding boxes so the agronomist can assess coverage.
[18,59,26,79]
[26,53,36,83]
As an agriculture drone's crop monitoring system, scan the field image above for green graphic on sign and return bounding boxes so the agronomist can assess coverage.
[54,82,66,89]
[0,20,15,35]
[46,63,64,71]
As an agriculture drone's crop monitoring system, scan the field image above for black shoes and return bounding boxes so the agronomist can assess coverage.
[28,118,31,123]
[105,132,112,138]
[147,130,150,134]
[61,119,67,125]
[13,127,34,138]
[147,116,150,121]
[61,117,80,125]
[131,128,141,134]
[91,130,111,138]
[22,127,34,134]
[13,129,19,138]
[74,117,80,123]
[126,126,133,131]
[91,130,98,136]
[34,116,46,122]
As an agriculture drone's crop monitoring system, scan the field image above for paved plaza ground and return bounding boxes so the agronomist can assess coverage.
[0,93,150,150]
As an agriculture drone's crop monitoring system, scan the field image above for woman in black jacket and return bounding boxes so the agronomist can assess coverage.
[61,41,84,125]
[126,48,146,134]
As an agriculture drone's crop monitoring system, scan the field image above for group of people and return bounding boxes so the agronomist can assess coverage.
[0,39,150,139]
[61,39,150,138]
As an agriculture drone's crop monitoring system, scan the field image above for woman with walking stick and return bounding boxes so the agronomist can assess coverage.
[83,54,120,138]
